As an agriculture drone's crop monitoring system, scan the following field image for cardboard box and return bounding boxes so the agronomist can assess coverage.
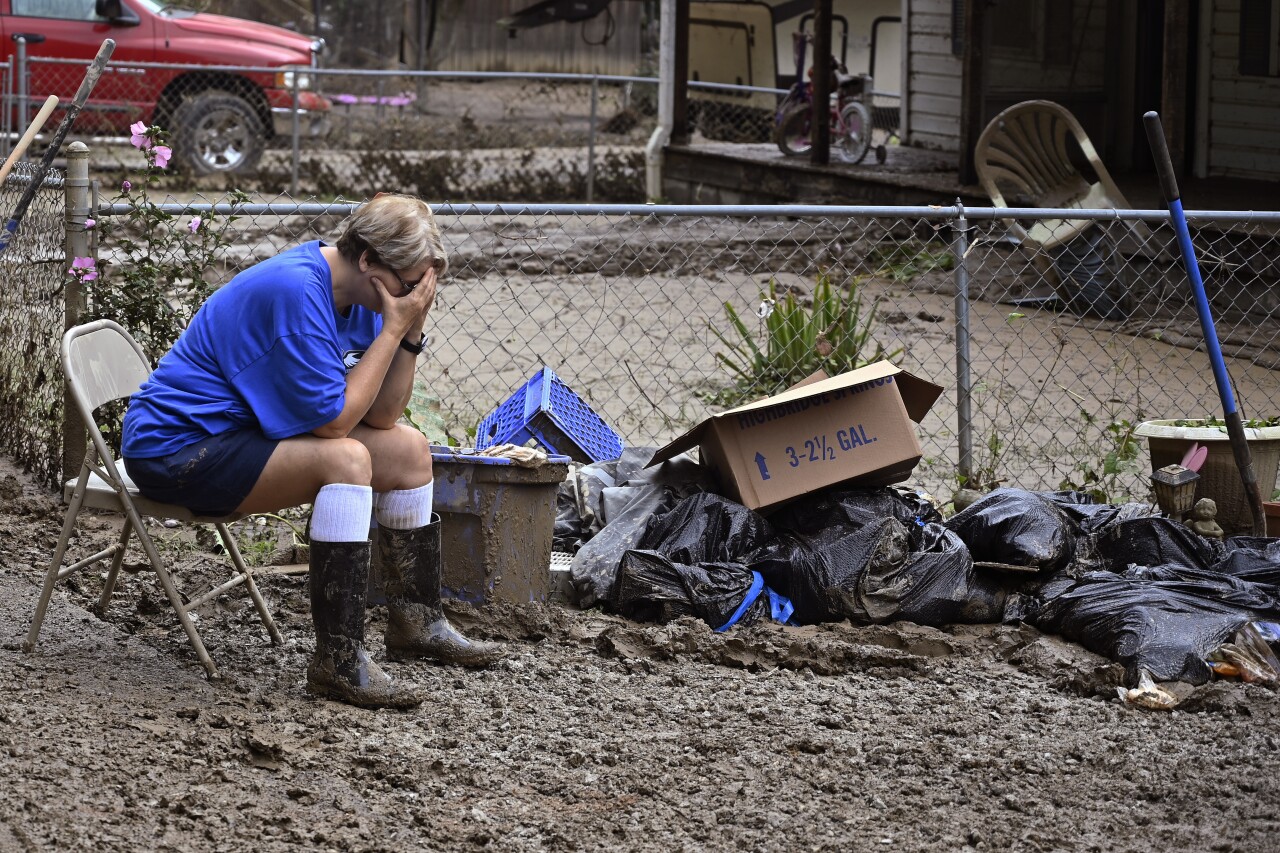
[649,362,943,511]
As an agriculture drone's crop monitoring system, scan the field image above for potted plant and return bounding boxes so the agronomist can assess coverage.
[1134,417,1280,535]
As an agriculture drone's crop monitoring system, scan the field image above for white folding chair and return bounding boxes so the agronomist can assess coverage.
[24,319,282,678]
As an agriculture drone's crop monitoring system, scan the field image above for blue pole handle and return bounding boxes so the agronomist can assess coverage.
[1142,111,1237,416]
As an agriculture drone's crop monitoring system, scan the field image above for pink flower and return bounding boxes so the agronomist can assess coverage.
[151,145,172,169]
[129,121,148,149]
[187,216,202,233]
[68,256,97,282]
[121,180,132,193]
[83,217,95,229]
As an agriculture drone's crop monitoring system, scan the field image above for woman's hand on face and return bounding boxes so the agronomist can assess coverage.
[372,272,435,338]
[413,267,438,318]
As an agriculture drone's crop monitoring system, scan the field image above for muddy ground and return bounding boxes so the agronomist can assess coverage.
[1,450,1278,852]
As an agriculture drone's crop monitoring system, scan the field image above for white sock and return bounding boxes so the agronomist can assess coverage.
[310,483,374,542]
[375,482,434,530]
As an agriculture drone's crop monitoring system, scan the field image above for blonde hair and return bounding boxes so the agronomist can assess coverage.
[335,193,449,276]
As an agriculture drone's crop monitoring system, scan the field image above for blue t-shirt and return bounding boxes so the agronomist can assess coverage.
[122,241,381,458]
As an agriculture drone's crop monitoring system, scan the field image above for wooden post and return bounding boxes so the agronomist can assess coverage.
[1161,0,1190,175]
[672,0,690,144]
[957,0,986,185]
[810,0,832,165]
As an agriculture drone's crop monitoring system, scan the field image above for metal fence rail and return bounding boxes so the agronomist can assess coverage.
[21,56,898,199]
[17,193,1259,507]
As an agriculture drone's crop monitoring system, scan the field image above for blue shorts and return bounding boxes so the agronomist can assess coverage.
[124,429,278,517]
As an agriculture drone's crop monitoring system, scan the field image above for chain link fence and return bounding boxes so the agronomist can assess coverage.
[0,163,67,487]
[20,56,903,200]
[1,179,1266,506]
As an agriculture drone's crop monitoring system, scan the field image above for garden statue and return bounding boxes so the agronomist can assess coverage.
[1188,498,1225,541]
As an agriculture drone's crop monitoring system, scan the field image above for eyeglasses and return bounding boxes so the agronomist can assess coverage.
[386,265,428,294]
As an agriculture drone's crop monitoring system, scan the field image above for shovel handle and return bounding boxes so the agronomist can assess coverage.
[0,95,57,189]
[1144,110,1265,536]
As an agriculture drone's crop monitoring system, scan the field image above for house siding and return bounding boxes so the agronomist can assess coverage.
[1208,0,1280,179]
[906,2,962,150]
[434,1,643,75]
[905,0,1109,152]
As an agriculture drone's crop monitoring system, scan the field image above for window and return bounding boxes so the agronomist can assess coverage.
[1240,0,1280,76]
[11,0,103,21]
[953,0,1073,64]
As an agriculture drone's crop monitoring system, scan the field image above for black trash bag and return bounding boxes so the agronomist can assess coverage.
[1216,537,1280,588]
[556,447,708,550]
[1029,571,1259,685]
[841,522,1008,625]
[750,519,895,625]
[1120,564,1280,616]
[637,491,775,565]
[751,515,1005,627]
[613,550,778,629]
[1050,226,1132,321]
[767,486,942,540]
[944,488,1075,573]
[570,485,681,608]
[753,487,944,624]
[1040,491,1158,534]
[563,450,714,608]
[1095,517,1224,573]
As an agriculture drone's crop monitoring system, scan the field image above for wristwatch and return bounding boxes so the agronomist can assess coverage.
[400,333,428,355]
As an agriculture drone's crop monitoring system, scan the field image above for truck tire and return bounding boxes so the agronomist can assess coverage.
[172,91,265,176]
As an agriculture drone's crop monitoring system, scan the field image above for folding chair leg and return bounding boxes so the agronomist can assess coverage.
[124,504,220,679]
[97,517,133,613]
[24,465,91,653]
[215,523,284,645]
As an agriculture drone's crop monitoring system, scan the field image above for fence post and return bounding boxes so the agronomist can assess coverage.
[62,141,91,483]
[587,75,598,203]
[14,37,27,135]
[290,74,301,196]
[952,200,974,485]
[3,55,12,141]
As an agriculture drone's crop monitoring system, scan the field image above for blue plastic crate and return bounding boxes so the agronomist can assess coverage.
[475,367,624,463]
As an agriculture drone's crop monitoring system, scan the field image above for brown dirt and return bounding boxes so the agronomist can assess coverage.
[2,453,1279,852]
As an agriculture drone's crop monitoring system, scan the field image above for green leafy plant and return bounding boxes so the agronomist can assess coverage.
[228,511,309,567]
[1172,415,1280,431]
[85,123,247,365]
[1057,414,1144,503]
[709,270,902,405]
[78,123,247,451]
[868,241,955,282]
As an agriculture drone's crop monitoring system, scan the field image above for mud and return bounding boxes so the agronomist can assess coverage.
[2,455,1279,851]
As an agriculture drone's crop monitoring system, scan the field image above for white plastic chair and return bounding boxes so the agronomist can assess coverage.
[23,319,282,679]
[974,99,1154,253]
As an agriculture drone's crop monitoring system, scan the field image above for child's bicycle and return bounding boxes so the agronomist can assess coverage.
[773,32,876,163]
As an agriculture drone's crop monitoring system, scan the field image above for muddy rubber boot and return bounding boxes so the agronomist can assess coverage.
[380,516,504,667]
[307,539,422,710]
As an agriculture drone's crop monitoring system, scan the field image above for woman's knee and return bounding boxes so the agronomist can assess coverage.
[371,425,432,489]
[318,437,373,485]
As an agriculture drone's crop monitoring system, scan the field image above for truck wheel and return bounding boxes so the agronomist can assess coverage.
[172,92,265,176]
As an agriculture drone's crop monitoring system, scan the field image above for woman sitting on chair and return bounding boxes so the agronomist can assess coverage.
[121,192,500,710]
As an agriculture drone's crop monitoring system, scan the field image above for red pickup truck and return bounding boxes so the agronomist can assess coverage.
[0,0,330,175]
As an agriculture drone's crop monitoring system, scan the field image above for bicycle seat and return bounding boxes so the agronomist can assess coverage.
[835,71,868,95]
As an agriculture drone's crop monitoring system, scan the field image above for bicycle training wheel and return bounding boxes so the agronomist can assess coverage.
[775,103,814,156]
[837,101,872,164]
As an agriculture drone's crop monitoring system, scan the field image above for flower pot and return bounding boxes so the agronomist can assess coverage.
[1134,420,1280,535]
[1266,501,1280,538]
